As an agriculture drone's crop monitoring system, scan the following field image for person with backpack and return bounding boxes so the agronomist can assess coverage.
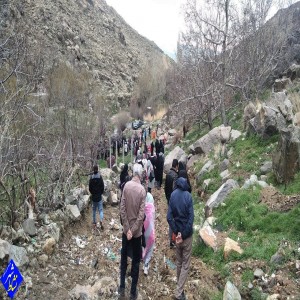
[89,165,105,230]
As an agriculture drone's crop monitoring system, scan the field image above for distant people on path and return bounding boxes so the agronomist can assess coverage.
[142,192,155,276]
[106,155,115,168]
[89,165,105,230]
[178,161,192,193]
[119,163,146,300]
[124,141,128,156]
[167,177,194,300]
[164,159,179,248]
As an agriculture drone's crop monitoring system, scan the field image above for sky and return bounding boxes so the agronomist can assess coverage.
[105,0,185,57]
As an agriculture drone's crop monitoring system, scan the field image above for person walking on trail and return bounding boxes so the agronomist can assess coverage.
[142,192,155,276]
[146,156,155,193]
[164,159,179,248]
[119,163,130,195]
[178,161,192,193]
[89,165,105,230]
[155,138,160,156]
[156,152,164,189]
[119,163,146,300]
[167,177,194,300]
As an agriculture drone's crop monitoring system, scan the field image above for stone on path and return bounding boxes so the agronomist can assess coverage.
[199,225,217,251]
[22,218,37,236]
[223,281,241,300]
[66,204,81,221]
[43,237,56,255]
[224,238,243,259]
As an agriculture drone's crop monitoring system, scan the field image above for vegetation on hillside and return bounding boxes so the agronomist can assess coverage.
[179,99,300,299]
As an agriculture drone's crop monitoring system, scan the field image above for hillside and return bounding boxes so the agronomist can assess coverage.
[2,0,171,108]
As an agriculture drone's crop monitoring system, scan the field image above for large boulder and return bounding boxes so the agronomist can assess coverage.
[77,195,90,212]
[206,179,239,209]
[100,168,116,180]
[273,77,291,92]
[199,225,217,251]
[65,204,81,221]
[186,154,201,170]
[0,239,29,267]
[267,92,293,122]
[197,160,215,183]
[273,126,300,183]
[248,105,286,138]
[164,146,187,173]
[189,125,231,155]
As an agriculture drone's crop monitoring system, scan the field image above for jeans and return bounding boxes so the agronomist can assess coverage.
[92,200,103,224]
[120,233,141,296]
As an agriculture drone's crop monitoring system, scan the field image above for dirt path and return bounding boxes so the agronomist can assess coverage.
[23,185,220,300]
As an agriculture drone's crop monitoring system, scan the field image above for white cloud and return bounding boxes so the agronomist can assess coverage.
[105,0,185,55]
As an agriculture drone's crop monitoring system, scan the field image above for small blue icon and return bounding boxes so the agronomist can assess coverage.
[1,259,24,299]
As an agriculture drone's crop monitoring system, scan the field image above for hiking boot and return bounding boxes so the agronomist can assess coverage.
[170,241,176,249]
[100,221,104,230]
[118,287,125,299]
[129,292,138,300]
[173,291,186,300]
[144,263,149,276]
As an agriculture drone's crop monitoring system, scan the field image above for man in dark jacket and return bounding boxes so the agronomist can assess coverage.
[164,159,179,203]
[89,165,105,229]
[164,159,179,248]
[167,177,194,300]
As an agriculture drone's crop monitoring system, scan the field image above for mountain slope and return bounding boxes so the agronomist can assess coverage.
[2,0,171,108]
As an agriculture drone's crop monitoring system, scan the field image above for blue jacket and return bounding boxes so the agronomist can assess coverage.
[167,177,194,240]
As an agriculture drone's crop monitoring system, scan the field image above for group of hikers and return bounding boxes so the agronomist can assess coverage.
[88,128,194,300]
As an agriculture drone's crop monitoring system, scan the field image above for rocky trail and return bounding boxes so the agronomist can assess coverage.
[22,187,220,300]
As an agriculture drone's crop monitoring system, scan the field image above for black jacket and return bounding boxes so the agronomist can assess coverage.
[164,167,178,203]
[89,173,104,202]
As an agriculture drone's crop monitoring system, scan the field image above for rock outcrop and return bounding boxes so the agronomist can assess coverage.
[272,126,300,183]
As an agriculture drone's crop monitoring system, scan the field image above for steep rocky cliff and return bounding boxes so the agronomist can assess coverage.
[2,0,171,110]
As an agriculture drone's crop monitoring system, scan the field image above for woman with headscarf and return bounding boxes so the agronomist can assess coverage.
[119,164,130,193]
[178,161,192,193]
[142,192,155,275]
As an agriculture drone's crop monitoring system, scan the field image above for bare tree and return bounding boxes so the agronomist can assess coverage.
[169,0,293,129]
